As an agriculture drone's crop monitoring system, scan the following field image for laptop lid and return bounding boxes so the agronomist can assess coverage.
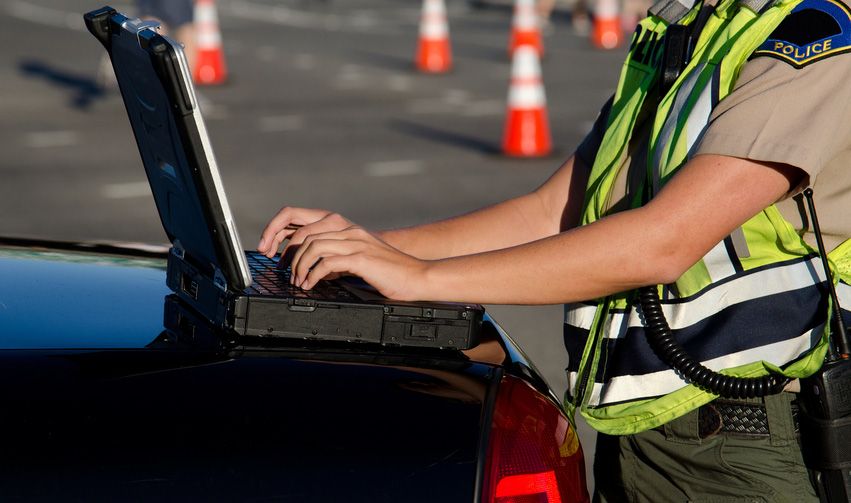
[86,7,252,290]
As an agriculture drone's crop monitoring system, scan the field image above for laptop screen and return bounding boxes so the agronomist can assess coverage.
[96,11,251,290]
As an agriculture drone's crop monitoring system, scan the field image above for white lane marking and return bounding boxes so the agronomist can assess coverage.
[228,0,329,29]
[408,98,503,116]
[294,53,316,70]
[411,90,501,115]
[349,10,379,29]
[364,160,426,177]
[408,98,453,115]
[258,115,303,133]
[341,64,364,74]
[256,45,277,62]
[102,182,151,199]
[7,1,133,30]
[444,89,470,105]
[25,131,78,148]
[462,100,504,117]
[387,75,412,92]
[7,1,83,30]
[226,1,400,35]
[201,102,229,120]
[335,64,367,89]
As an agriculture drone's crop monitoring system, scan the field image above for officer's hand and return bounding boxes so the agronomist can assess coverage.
[257,207,357,260]
[289,225,429,302]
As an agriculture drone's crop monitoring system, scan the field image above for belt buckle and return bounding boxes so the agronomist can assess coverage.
[698,403,723,438]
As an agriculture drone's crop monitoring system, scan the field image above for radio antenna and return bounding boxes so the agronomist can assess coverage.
[803,188,850,359]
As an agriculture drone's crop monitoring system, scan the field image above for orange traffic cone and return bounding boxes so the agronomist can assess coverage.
[502,45,552,157]
[591,0,624,49]
[508,0,544,57]
[416,0,452,73]
[193,0,228,85]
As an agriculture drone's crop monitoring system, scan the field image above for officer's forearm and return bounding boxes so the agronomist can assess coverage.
[418,209,677,305]
[377,193,555,260]
[414,154,801,305]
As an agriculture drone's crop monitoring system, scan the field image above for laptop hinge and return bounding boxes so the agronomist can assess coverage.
[213,267,228,292]
[172,240,186,260]
[166,249,233,329]
[120,18,161,47]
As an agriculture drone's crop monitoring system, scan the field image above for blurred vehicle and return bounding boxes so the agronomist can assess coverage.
[467,0,570,13]
[0,236,589,502]
[468,0,515,7]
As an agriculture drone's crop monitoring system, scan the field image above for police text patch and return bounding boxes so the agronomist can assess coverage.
[752,0,851,68]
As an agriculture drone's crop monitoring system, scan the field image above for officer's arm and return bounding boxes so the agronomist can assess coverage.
[378,154,590,259]
[415,154,805,304]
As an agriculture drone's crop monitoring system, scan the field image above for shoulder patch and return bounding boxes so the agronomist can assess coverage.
[752,0,851,68]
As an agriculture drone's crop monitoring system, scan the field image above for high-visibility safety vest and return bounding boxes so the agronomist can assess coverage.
[565,0,851,435]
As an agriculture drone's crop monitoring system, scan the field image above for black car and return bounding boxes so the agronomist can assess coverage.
[0,237,589,502]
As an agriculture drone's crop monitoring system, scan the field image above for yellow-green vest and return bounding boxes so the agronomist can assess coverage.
[565,0,851,435]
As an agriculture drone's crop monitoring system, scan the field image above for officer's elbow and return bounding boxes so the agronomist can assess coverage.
[651,258,692,287]
[634,251,690,288]
[639,221,705,287]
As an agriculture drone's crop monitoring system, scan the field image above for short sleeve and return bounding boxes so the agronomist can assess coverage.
[575,96,614,167]
[695,52,851,184]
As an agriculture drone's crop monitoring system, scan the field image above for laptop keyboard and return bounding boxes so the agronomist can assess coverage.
[244,252,355,301]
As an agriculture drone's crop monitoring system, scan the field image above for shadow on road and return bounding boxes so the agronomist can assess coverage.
[350,50,415,73]
[390,119,500,155]
[466,1,514,14]
[18,59,106,110]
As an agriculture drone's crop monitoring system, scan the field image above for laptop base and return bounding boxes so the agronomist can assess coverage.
[167,249,482,349]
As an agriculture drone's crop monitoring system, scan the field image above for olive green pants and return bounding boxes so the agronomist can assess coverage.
[593,392,818,503]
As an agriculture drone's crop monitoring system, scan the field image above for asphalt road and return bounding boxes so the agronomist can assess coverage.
[1,0,626,490]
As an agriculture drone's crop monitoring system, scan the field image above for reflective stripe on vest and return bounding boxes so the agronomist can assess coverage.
[561,0,851,435]
[650,63,720,194]
[566,254,830,407]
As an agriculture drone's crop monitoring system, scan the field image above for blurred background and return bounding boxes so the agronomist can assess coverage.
[0,0,637,490]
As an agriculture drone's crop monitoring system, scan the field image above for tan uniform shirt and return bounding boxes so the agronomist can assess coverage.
[576,49,851,251]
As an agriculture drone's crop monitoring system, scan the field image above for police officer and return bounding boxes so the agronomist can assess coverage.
[257,0,851,499]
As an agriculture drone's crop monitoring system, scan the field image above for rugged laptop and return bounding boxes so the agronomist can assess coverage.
[85,6,483,349]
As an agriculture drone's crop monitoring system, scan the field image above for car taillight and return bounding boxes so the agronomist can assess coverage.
[481,374,589,503]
